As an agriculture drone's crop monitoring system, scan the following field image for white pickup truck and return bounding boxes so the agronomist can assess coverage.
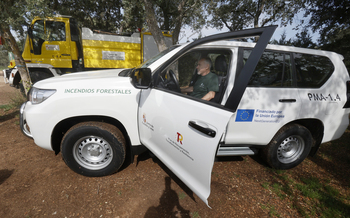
[20,26,350,206]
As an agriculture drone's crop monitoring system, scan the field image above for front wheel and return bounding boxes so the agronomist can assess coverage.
[261,124,313,170]
[61,122,126,177]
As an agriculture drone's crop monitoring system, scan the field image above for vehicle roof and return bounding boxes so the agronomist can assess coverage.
[199,40,343,59]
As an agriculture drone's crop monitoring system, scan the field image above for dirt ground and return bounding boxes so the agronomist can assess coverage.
[0,76,349,218]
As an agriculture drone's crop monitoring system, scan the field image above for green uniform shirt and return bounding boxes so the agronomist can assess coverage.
[190,72,219,99]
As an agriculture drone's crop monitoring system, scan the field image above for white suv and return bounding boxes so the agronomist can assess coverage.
[20,26,350,206]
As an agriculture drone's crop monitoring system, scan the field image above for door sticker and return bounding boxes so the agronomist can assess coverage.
[308,93,341,102]
[167,133,194,161]
[236,109,285,123]
[176,132,183,144]
[102,51,125,60]
[142,113,154,131]
[45,45,60,51]
[235,109,254,122]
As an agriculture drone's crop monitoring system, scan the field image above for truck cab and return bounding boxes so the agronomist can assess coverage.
[5,15,172,87]
[23,16,81,72]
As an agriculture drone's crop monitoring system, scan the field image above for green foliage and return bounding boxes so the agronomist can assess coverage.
[303,0,350,71]
[296,177,322,199]
[305,0,350,45]
[206,0,304,32]
[121,0,145,33]
[0,104,12,112]
[49,0,123,33]
[261,182,269,189]
[0,0,53,38]
[260,204,281,217]
[265,170,350,217]
[123,0,205,44]
[295,176,350,217]
[191,211,200,218]
[0,91,26,113]
[0,47,9,68]
[178,192,187,200]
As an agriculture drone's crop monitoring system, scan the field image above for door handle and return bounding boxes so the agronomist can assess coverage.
[279,99,296,103]
[188,121,216,138]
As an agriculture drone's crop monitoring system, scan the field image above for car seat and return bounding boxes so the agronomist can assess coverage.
[211,55,228,103]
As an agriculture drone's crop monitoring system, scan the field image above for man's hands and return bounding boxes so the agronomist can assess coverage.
[180,87,215,101]
[180,86,193,94]
[201,91,215,101]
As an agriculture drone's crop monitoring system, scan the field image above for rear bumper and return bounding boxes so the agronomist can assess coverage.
[20,102,33,139]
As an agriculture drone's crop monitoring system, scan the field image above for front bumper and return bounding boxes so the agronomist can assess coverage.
[20,102,33,138]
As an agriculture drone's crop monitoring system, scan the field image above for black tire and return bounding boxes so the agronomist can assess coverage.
[29,71,53,84]
[261,124,313,170]
[61,122,126,177]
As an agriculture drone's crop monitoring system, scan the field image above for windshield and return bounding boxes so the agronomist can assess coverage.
[118,45,181,77]
[138,45,179,68]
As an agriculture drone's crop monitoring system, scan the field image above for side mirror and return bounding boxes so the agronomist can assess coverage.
[130,68,152,89]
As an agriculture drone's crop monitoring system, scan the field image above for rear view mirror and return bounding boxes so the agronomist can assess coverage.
[130,68,152,89]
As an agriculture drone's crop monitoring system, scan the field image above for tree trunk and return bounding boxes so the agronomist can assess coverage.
[172,22,182,45]
[0,24,32,95]
[143,0,168,52]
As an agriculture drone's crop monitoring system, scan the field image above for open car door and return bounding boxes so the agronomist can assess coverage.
[136,26,277,207]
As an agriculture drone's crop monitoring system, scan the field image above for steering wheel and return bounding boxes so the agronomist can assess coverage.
[166,70,181,93]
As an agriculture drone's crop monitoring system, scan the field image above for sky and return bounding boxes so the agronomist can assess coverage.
[178,12,318,44]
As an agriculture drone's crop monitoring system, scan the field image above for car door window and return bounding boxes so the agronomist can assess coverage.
[46,21,66,41]
[243,49,293,87]
[294,53,334,88]
[32,20,45,55]
[154,49,231,103]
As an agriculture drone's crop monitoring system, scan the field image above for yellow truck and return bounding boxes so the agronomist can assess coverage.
[3,15,172,86]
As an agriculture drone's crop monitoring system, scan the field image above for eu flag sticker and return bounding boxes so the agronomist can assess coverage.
[235,109,255,122]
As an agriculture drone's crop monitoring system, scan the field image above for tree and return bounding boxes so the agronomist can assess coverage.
[154,0,205,45]
[206,0,304,33]
[143,0,168,52]
[291,28,316,48]
[0,0,53,95]
[304,0,350,70]
[271,29,316,48]
[124,0,205,51]
[304,0,350,46]
[0,0,44,94]
[270,31,292,45]
[49,0,123,33]
[121,0,145,33]
[0,47,10,69]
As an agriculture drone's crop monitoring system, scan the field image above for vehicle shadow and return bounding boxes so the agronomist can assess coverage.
[137,151,196,201]
[0,110,18,122]
[215,155,245,163]
[135,152,195,217]
[0,169,14,185]
[144,176,191,218]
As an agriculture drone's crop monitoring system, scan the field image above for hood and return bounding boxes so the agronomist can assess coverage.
[33,69,133,90]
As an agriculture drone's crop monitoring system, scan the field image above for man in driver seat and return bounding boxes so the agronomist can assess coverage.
[181,57,219,101]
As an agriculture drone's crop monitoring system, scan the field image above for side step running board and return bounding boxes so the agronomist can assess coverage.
[216,147,256,156]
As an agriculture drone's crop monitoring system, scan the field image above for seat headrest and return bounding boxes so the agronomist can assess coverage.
[215,55,227,73]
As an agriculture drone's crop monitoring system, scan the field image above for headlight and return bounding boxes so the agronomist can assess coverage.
[28,87,56,104]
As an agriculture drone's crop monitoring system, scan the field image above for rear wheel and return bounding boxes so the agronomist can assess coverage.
[261,124,313,170]
[61,122,126,177]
